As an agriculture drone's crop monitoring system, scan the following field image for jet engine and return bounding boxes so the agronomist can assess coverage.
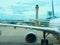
[25,32,37,43]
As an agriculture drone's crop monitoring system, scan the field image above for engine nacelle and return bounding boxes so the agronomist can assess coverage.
[25,32,37,43]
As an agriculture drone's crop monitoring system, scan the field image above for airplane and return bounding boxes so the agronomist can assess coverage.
[0,0,60,45]
[0,18,60,45]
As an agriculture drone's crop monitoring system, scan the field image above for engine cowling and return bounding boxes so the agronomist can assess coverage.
[25,32,37,43]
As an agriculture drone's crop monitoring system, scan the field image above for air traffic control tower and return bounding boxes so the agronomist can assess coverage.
[34,5,39,26]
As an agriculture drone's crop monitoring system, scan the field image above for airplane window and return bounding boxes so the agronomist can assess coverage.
[0,0,60,24]
[0,0,60,44]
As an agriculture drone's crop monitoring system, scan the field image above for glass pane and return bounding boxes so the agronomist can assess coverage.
[0,0,60,21]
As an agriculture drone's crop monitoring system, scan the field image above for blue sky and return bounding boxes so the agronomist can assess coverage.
[0,0,60,21]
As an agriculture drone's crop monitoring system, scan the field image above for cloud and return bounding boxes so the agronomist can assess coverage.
[0,0,60,20]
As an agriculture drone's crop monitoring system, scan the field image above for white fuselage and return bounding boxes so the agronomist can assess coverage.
[49,18,60,29]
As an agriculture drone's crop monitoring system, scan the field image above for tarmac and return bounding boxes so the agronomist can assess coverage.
[0,26,60,45]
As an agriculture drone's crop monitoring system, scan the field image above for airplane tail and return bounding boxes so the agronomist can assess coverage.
[52,0,57,18]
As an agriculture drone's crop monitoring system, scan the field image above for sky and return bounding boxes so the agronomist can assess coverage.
[0,0,60,21]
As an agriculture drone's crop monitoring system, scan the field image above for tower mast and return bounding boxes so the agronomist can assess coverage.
[34,5,39,26]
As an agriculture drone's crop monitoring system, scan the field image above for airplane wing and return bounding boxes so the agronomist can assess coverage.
[0,23,60,36]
